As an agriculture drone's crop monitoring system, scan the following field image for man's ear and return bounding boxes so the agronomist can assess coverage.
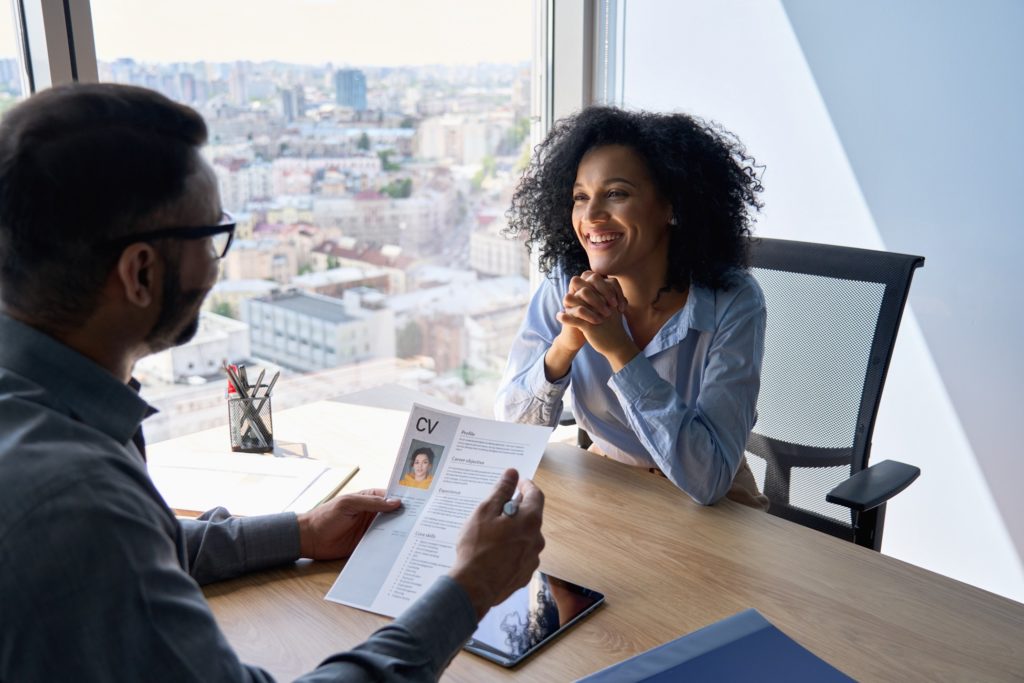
[115,244,160,307]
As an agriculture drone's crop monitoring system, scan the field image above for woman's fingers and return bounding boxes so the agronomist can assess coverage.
[556,310,588,328]
[581,271,628,312]
[566,287,613,317]
[560,302,605,325]
[605,277,628,312]
[561,271,628,332]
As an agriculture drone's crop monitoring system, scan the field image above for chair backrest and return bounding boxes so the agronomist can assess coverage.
[744,237,924,544]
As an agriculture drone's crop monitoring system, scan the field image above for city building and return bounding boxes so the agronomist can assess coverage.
[134,313,250,384]
[228,62,247,107]
[414,113,514,165]
[246,290,395,372]
[271,156,382,197]
[290,265,393,297]
[464,302,532,374]
[222,238,301,283]
[213,158,273,209]
[280,87,297,122]
[387,275,530,373]
[253,197,315,227]
[311,239,413,294]
[204,278,281,319]
[469,214,529,278]
[334,68,367,111]
[312,190,453,256]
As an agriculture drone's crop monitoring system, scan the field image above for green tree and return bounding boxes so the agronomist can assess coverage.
[481,154,497,176]
[498,117,531,155]
[357,131,371,151]
[471,155,498,191]
[396,321,423,358]
[378,150,401,171]
[380,178,413,199]
[458,362,479,387]
[471,168,486,191]
[212,301,235,319]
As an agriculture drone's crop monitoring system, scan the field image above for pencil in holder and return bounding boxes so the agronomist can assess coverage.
[228,394,274,453]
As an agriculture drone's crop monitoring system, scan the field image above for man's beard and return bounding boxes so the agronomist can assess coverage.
[144,253,209,353]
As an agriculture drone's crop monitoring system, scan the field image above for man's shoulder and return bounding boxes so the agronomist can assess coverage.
[0,391,163,543]
[0,387,133,465]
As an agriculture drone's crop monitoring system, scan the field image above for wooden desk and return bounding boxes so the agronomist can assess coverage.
[199,400,1024,681]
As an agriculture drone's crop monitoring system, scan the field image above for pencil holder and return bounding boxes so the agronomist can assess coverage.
[228,394,274,453]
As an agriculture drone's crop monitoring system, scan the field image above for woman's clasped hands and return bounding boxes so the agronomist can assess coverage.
[555,271,640,369]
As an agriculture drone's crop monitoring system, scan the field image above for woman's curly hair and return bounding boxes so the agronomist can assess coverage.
[506,106,763,292]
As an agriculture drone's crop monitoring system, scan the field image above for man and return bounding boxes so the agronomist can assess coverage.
[0,83,545,681]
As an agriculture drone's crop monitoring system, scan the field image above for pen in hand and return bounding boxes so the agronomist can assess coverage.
[502,489,523,517]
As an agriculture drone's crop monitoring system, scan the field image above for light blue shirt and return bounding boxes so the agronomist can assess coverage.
[495,271,766,505]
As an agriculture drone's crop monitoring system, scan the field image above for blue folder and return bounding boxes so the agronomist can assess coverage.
[577,609,854,682]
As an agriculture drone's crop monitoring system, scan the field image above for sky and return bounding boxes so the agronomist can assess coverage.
[1,0,534,65]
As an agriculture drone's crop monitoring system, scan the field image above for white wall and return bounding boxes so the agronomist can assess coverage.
[617,0,1023,602]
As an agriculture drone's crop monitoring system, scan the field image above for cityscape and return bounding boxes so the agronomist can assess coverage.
[94,58,537,441]
[0,58,21,107]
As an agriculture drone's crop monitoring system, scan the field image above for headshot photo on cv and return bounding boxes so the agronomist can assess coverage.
[398,440,444,490]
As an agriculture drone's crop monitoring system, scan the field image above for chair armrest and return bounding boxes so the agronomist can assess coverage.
[826,460,920,512]
[558,408,577,427]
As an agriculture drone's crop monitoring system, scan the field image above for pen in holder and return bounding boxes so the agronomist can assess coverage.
[225,364,278,453]
[229,391,273,453]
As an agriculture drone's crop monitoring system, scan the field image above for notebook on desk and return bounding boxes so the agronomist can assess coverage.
[578,609,853,682]
[147,450,358,517]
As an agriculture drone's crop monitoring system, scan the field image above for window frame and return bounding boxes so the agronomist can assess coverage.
[15,1,612,123]
[11,0,97,93]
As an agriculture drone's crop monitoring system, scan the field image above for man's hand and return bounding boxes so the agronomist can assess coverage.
[297,489,401,560]
[449,469,545,620]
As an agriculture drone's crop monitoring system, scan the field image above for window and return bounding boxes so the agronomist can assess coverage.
[0,1,24,113]
[87,0,540,441]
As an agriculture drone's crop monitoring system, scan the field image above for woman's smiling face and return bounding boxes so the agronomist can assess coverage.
[571,144,673,279]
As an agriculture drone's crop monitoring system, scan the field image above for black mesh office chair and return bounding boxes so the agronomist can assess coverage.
[745,237,924,550]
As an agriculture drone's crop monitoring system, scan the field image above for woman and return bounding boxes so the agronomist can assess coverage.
[495,107,767,509]
[399,447,435,489]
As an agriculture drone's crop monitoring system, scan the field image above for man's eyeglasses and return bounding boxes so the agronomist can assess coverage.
[104,211,237,259]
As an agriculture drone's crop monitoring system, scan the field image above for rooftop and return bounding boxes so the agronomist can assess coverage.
[292,266,387,287]
[254,291,355,323]
[212,279,280,294]
[388,275,529,316]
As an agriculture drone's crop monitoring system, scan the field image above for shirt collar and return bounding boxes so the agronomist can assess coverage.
[644,283,716,354]
[0,313,155,444]
[685,284,717,333]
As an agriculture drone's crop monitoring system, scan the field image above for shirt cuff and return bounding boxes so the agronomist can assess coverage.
[608,352,661,405]
[525,348,570,402]
[239,512,301,572]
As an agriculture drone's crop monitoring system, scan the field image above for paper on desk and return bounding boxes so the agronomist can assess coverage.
[147,450,358,517]
[325,403,551,617]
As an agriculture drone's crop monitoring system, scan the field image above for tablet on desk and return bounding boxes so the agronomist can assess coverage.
[464,571,605,668]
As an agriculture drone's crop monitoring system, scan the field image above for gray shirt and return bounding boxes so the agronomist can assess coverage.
[0,313,477,682]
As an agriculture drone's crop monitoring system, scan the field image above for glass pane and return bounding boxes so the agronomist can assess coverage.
[90,0,536,441]
[0,0,24,113]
